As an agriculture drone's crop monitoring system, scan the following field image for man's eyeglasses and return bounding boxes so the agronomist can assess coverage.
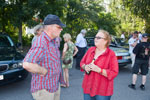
[54,25,62,29]
[95,36,106,40]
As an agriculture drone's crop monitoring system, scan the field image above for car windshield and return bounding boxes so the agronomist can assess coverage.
[86,37,119,48]
[0,35,13,47]
[115,38,122,43]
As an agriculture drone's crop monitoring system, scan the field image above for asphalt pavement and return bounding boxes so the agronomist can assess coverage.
[0,61,150,100]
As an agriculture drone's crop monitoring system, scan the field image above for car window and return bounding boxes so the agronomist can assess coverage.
[86,37,95,46]
[0,35,12,47]
[111,37,117,45]
[115,38,122,43]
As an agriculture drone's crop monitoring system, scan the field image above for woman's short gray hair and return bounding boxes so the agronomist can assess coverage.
[34,24,43,35]
[80,29,87,34]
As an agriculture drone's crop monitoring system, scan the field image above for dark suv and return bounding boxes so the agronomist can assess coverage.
[0,33,28,85]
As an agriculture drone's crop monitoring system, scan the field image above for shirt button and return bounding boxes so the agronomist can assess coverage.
[90,88,92,91]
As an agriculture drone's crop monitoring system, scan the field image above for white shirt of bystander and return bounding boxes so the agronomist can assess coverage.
[75,33,87,48]
[128,37,139,54]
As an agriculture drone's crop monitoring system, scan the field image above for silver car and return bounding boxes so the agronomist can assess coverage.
[86,37,131,67]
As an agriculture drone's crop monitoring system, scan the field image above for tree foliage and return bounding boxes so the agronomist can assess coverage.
[109,0,145,36]
[0,0,121,46]
[121,0,150,33]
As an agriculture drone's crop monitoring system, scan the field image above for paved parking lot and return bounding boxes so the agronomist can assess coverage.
[0,63,150,100]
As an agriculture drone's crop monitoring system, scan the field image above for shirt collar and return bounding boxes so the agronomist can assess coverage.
[91,46,109,56]
[43,32,53,42]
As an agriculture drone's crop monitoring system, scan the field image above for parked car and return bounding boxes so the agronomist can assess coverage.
[86,37,131,67]
[111,36,129,50]
[0,33,28,85]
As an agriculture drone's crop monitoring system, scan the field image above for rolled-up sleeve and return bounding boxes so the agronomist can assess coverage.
[80,48,92,71]
[23,38,45,63]
[105,52,119,80]
[80,53,87,71]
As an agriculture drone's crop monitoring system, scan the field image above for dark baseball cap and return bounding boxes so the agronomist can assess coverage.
[133,31,138,34]
[142,33,149,38]
[43,14,66,27]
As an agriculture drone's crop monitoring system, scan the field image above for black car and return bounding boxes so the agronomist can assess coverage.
[0,33,28,85]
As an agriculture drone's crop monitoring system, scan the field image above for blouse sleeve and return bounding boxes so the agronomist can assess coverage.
[80,48,92,71]
[105,51,119,80]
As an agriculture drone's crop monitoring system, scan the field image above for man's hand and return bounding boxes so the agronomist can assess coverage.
[145,48,149,55]
[40,67,48,76]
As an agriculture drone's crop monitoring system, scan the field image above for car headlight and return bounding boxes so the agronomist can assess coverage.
[11,62,23,69]
[18,62,23,68]
[12,64,18,68]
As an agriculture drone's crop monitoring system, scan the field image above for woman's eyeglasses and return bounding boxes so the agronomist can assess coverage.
[94,36,106,40]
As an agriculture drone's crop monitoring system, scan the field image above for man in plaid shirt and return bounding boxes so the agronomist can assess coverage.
[23,14,66,100]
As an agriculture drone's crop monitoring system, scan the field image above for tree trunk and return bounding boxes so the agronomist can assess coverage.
[2,5,5,32]
[18,22,23,49]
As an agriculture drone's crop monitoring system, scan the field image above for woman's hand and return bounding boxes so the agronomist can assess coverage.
[84,65,91,74]
[89,63,101,73]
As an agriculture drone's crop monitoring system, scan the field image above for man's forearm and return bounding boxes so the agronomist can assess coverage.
[23,62,47,76]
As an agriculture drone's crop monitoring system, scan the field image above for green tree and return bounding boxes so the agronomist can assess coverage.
[0,0,11,32]
[0,0,121,46]
[97,12,120,35]
[0,0,67,47]
[109,0,145,37]
[121,0,150,33]
[63,0,106,38]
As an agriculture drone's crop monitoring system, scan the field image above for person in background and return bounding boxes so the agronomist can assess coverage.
[55,36,62,48]
[128,31,139,67]
[128,32,133,39]
[138,31,142,42]
[32,24,43,45]
[23,14,66,100]
[75,29,87,70]
[120,32,125,42]
[80,29,118,100]
[61,33,78,87]
[128,33,150,90]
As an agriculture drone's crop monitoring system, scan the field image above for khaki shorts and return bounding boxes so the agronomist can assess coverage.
[32,85,60,100]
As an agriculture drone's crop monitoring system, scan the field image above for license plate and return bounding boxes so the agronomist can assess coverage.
[0,75,4,80]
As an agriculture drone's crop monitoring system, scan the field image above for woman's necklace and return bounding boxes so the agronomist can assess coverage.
[94,48,106,59]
